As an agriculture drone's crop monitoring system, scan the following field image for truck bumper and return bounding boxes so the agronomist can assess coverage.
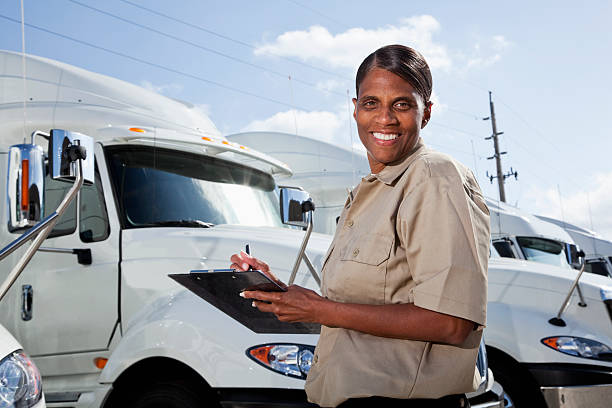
[215,385,505,408]
[525,362,612,408]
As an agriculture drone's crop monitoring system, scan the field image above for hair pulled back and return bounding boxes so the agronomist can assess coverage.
[355,45,432,106]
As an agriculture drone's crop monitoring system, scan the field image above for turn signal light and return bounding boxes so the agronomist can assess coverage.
[94,357,108,369]
[21,159,29,211]
[129,127,146,133]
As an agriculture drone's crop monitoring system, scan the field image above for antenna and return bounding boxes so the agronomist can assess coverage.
[20,0,27,142]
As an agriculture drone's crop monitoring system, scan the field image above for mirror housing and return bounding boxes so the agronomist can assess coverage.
[6,144,45,231]
[279,187,314,228]
[48,129,94,185]
[567,243,585,270]
[6,129,95,232]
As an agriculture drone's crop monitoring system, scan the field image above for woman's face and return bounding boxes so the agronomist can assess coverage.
[353,68,430,173]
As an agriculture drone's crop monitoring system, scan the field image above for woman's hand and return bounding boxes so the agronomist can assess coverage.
[229,251,287,289]
[242,285,327,323]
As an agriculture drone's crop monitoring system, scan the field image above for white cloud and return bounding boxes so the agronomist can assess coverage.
[140,80,183,95]
[241,109,351,145]
[525,171,612,240]
[193,103,212,117]
[492,35,513,51]
[254,15,451,72]
[463,35,512,70]
[316,79,346,94]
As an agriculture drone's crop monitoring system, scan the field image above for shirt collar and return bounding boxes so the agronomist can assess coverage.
[365,138,426,185]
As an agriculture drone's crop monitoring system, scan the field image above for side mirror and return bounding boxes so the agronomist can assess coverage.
[6,129,95,232]
[567,243,585,270]
[49,129,94,185]
[279,187,314,228]
[6,144,45,230]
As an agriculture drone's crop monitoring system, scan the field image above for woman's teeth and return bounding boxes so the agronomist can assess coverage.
[373,132,398,141]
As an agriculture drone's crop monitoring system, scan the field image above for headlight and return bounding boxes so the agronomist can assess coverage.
[247,344,315,379]
[542,336,612,361]
[0,350,43,408]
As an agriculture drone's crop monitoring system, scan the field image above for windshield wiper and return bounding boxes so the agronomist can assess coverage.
[135,220,215,228]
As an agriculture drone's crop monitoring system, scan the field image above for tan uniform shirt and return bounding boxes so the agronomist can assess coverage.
[305,138,490,407]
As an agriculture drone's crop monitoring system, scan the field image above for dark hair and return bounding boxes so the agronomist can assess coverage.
[355,44,432,105]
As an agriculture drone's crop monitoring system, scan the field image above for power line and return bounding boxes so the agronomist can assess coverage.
[0,13,314,111]
[284,0,351,29]
[494,95,563,153]
[117,0,352,82]
[68,0,347,98]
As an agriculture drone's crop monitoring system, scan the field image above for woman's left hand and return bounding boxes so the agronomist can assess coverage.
[241,285,326,323]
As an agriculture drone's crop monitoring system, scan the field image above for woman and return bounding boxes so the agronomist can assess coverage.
[231,44,490,408]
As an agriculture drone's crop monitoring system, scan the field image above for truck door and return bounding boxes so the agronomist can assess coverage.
[1,142,119,357]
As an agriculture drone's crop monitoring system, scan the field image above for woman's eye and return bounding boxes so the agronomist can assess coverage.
[394,101,412,110]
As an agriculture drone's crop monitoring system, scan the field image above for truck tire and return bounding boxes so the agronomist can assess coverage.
[490,364,545,408]
[126,379,216,408]
[487,347,547,408]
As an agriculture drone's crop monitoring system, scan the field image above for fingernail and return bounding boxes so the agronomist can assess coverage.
[239,292,245,298]
[242,263,249,270]
[251,301,257,308]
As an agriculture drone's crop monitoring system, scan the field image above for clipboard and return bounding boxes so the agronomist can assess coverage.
[169,270,321,334]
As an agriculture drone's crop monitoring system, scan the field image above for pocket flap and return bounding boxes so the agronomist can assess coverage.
[340,234,393,266]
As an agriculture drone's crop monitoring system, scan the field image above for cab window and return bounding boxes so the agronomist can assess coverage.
[44,164,77,238]
[79,163,110,242]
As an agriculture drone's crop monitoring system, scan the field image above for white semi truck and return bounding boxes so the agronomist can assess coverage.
[536,215,612,278]
[0,51,501,407]
[228,131,612,407]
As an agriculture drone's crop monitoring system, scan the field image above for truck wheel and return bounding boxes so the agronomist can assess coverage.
[126,379,216,408]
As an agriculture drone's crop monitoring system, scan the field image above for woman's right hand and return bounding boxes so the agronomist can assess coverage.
[229,251,287,289]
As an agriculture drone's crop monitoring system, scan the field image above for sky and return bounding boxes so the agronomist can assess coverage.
[1,0,611,239]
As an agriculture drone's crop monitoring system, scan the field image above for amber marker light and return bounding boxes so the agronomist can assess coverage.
[94,357,108,369]
[221,141,230,145]
[542,337,558,349]
[249,345,274,365]
[201,136,213,142]
[129,127,146,133]
[21,159,29,211]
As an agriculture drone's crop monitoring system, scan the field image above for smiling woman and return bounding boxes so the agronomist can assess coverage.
[231,44,490,408]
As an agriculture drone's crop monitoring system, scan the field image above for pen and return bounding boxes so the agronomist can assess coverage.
[245,244,253,270]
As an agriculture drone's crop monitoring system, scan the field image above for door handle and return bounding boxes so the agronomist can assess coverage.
[22,284,33,321]
[38,247,92,265]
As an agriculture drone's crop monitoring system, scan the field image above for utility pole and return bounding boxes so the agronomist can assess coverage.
[483,91,517,203]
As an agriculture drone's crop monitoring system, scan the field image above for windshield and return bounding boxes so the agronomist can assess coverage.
[516,236,571,269]
[105,145,283,228]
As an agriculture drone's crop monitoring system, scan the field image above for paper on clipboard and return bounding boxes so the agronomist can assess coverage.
[169,269,321,334]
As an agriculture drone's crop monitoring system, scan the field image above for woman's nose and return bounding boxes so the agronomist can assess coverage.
[375,105,399,125]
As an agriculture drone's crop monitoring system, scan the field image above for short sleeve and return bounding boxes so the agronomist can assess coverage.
[397,165,490,326]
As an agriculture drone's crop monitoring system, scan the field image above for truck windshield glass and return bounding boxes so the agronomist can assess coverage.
[105,146,283,228]
[516,236,570,269]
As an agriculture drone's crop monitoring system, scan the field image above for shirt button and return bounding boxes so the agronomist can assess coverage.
[346,220,354,227]
[352,248,359,257]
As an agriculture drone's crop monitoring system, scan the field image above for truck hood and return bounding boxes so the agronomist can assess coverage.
[120,224,333,329]
[489,257,612,301]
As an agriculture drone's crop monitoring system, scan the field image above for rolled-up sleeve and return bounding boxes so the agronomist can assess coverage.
[397,166,490,326]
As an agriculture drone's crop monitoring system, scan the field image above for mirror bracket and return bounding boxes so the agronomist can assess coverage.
[549,251,587,326]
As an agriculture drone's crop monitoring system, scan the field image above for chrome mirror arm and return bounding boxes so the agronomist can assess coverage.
[287,214,321,288]
[0,159,84,302]
[549,260,587,327]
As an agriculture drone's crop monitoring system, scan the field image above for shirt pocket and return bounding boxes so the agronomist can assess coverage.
[327,233,393,304]
[340,233,393,265]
